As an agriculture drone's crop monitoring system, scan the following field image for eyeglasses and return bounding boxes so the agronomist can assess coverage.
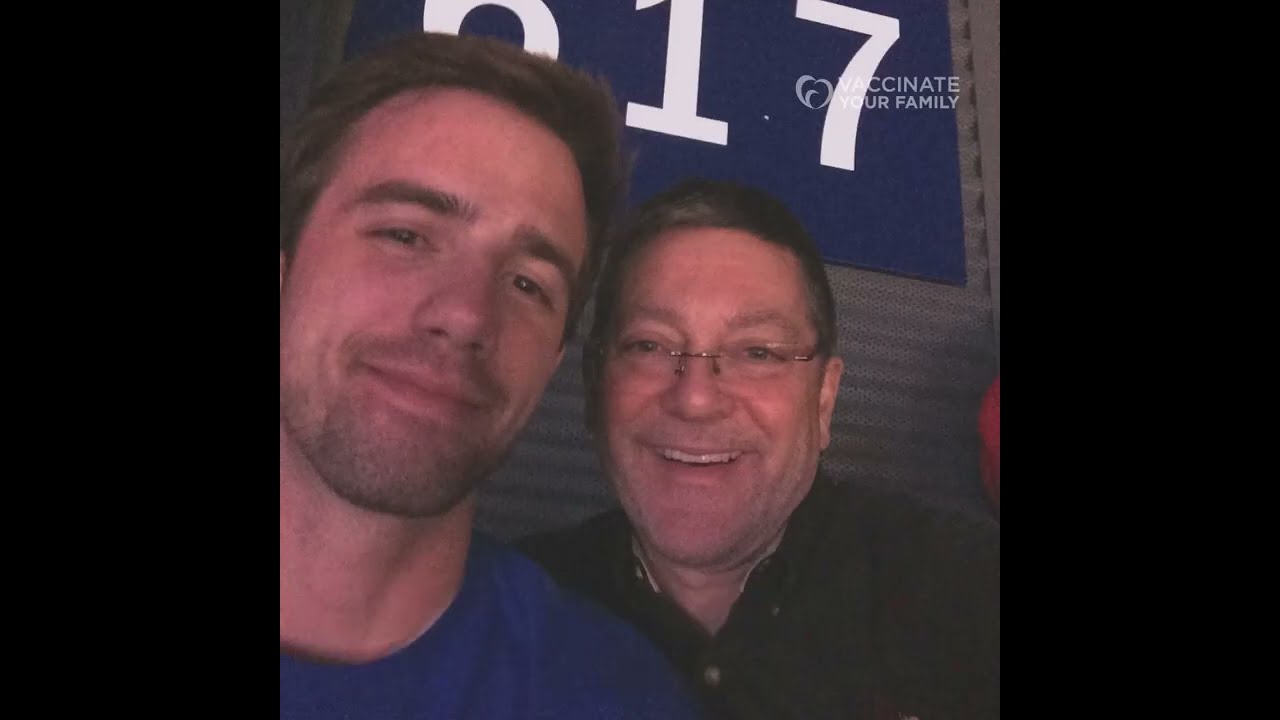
[604,338,818,382]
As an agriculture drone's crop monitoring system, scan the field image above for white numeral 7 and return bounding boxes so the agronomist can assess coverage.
[796,0,899,171]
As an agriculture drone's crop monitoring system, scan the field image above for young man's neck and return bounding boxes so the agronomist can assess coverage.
[279,436,475,664]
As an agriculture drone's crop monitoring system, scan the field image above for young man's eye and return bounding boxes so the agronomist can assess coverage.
[373,228,425,247]
[513,275,552,307]
[381,228,417,244]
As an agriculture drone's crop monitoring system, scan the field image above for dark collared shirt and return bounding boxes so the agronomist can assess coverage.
[518,477,1000,720]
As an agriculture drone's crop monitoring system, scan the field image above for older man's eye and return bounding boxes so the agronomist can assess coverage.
[730,343,790,364]
[619,339,662,354]
[744,346,779,362]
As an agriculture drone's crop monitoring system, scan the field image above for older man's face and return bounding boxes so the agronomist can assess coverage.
[599,227,843,570]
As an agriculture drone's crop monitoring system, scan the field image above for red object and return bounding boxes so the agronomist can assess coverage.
[978,375,1000,515]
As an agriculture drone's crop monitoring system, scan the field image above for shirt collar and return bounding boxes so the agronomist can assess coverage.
[611,473,840,600]
[628,520,789,596]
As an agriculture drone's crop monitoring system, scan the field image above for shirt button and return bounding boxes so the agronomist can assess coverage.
[770,604,781,617]
[703,665,722,687]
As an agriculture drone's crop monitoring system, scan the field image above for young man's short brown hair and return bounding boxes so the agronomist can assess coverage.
[280,31,628,342]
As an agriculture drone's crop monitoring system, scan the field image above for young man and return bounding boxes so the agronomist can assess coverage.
[280,32,701,719]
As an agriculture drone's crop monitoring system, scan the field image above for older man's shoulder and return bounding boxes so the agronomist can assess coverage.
[515,508,633,596]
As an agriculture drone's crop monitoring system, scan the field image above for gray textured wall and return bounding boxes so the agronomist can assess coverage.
[279,0,1002,538]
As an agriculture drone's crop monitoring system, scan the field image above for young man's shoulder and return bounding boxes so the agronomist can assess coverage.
[473,531,704,719]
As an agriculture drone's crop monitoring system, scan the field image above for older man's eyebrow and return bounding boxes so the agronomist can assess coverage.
[618,307,806,336]
[348,181,479,221]
[620,305,684,327]
[726,309,807,337]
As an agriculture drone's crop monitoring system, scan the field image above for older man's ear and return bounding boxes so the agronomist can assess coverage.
[818,355,844,450]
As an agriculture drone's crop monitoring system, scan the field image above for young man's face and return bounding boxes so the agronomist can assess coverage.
[280,88,588,517]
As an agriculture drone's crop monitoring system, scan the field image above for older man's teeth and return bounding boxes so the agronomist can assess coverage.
[660,448,741,464]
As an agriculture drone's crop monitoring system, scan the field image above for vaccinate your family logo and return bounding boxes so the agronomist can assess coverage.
[796,74,960,110]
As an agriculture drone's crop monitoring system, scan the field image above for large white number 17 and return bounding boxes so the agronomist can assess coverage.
[796,0,899,171]
[422,0,901,172]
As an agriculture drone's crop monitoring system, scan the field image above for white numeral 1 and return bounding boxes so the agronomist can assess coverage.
[796,0,899,170]
[423,0,561,58]
[625,0,729,146]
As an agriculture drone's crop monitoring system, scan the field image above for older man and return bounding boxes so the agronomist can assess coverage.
[520,179,999,720]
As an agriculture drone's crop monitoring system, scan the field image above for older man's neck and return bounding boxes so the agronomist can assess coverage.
[637,532,785,636]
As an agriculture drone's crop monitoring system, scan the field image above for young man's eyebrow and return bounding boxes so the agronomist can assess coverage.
[348,181,479,222]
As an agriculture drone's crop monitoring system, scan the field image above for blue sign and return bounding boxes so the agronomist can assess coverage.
[344,0,966,284]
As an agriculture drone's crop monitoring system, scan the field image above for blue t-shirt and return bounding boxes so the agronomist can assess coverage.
[281,532,703,719]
